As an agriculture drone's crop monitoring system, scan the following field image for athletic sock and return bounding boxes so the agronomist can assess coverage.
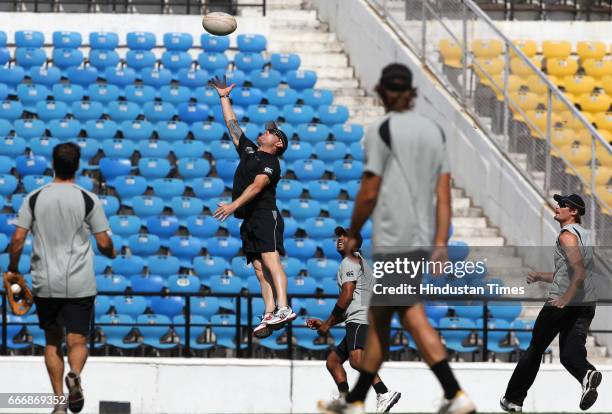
[346,370,376,403]
[431,359,461,400]
[337,381,349,394]
[373,381,388,395]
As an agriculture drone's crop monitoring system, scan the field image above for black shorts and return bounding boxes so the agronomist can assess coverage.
[240,209,285,264]
[33,296,95,336]
[333,322,368,361]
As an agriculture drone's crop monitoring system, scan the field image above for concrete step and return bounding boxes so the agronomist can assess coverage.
[334,96,379,108]
[470,246,518,257]
[452,227,500,238]
[309,66,355,79]
[452,217,488,228]
[318,78,360,90]
[481,255,524,268]
[271,31,339,44]
[333,88,366,98]
[351,107,385,119]
[242,8,316,20]
[451,236,505,246]
[253,0,304,9]
[452,188,465,198]
[268,41,344,53]
[299,52,349,68]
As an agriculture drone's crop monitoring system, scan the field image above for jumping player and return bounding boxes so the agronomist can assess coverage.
[209,76,296,338]
[501,194,601,412]
[307,227,401,413]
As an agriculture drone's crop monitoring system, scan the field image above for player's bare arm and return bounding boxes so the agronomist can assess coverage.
[527,271,554,284]
[214,174,270,222]
[208,76,242,147]
[550,231,586,308]
[8,226,28,272]
[308,281,355,335]
[347,172,382,252]
[431,172,452,268]
[94,231,116,259]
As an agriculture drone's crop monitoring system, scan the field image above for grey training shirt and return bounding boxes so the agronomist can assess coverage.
[363,111,449,253]
[16,183,110,298]
[336,252,373,325]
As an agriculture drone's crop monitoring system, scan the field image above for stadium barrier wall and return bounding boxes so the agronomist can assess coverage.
[1,356,611,413]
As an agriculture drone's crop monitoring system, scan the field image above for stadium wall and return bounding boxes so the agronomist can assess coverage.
[1,356,611,413]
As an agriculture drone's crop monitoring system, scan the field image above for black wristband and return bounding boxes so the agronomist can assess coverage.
[220,94,230,99]
[331,304,346,319]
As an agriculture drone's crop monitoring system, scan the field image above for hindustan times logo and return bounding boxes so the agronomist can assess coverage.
[372,258,487,279]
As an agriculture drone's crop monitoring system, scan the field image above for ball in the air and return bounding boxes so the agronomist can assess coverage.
[202,12,237,36]
[11,284,21,294]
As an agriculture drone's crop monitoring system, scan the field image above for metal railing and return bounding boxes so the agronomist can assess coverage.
[367,0,612,246]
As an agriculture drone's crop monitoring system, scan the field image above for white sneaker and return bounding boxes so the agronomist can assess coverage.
[253,313,274,338]
[500,396,522,412]
[317,397,365,414]
[437,391,476,414]
[65,371,84,413]
[580,369,602,410]
[267,306,297,327]
[51,403,67,414]
[376,390,401,412]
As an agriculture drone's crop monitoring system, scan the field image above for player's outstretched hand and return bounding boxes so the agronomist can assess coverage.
[526,271,540,284]
[208,75,236,97]
[213,202,237,222]
[306,318,322,330]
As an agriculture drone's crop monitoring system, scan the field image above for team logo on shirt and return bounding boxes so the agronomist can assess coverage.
[346,270,354,277]
[264,167,274,175]
[246,147,255,154]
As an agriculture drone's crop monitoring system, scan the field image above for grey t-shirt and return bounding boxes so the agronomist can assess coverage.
[364,111,449,253]
[336,252,372,325]
[548,223,596,303]
[16,183,110,298]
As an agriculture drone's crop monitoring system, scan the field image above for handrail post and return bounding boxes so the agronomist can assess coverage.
[236,294,242,358]
[262,0,266,16]
[590,137,597,236]
[185,295,191,357]
[482,300,488,362]
[2,293,7,356]
[502,45,510,151]
[421,0,427,62]
[287,295,293,360]
[89,308,96,354]
[544,89,553,193]
[247,295,253,358]
[461,1,468,107]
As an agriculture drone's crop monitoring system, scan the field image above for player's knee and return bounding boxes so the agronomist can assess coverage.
[66,332,87,348]
[348,352,363,370]
[559,348,572,367]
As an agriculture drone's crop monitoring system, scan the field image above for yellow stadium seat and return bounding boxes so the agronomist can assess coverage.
[472,39,503,59]
[595,185,612,209]
[577,41,607,61]
[583,59,612,84]
[576,165,612,186]
[473,58,505,87]
[551,126,576,149]
[578,92,612,114]
[511,40,538,58]
[439,39,463,69]
[510,57,541,77]
[563,75,596,96]
[595,112,612,134]
[527,74,550,94]
[602,76,612,96]
[542,40,572,59]
[596,137,612,167]
[559,143,593,174]
[546,58,579,78]
[525,110,563,138]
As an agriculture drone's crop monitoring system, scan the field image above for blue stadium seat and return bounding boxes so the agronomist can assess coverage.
[148,255,181,276]
[178,158,211,181]
[320,278,338,294]
[237,34,267,52]
[71,137,99,161]
[162,51,192,75]
[206,196,231,212]
[283,105,315,125]
[277,179,303,200]
[286,70,317,91]
[448,240,470,262]
[321,238,340,259]
[177,102,210,124]
[232,87,264,107]
[265,87,298,107]
[172,140,205,160]
[287,276,317,295]
[157,120,189,141]
[189,297,219,321]
[51,83,84,104]
[170,196,204,222]
[35,100,68,121]
[130,274,164,292]
[209,140,235,160]
[270,53,300,74]
[0,136,26,157]
[0,213,17,235]
[85,119,119,141]
[283,141,312,163]
[230,256,253,278]
[349,142,364,161]
[100,195,120,216]
[439,317,479,354]
[160,85,192,105]
[333,159,363,181]
[163,32,193,51]
[511,319,534,351]
[124,85,156,107]
[215,159,239,187]
[193,86,220,106]
[174,314,213,350]
[279,257,301,277]
[0,49,7,66]
[128,233,161,256]
[151,178,185,202]
[142,103,176,123]
[296,123,330,143]
[223,216,242,238]
[211,105,246,124]
[192,177,224,199]
[25,314,45,347]
[109,175,147,203]
[240,121,263,138]
[98,314,139,349]
[489,302,522,322]
[197,52,229,72]
[109,215,142,238]
[0,66,25,93]
[96,274,129,292]
[0,119,10,136]
[169,236,203,267]
[52,48,84,72]
[477,318,514,355]
[209,274,242,294]
[315,141,347,162]
[133,195,165,218]
[307,257,340,279]
[127,32,156,50]
[14,119,44,139]
[71,100,104,121]
[16,155,48,176]
[0,157,14,176]
[99,158,132,180]
[125,50,156,74]
[94,256,110,273]
[65,66,99,87]
[332,124,364,143]
[307,180,341,203]
[193,255,228,278]
[206,236,240,259]
[138,157,171,179]
[201,34,230,52]
[15,48,47,71]
[327,200,354,222]
[23,175,52,192]
[249,69,282,90]
[102,138,136,158]
[304,298,335,319]
[191,121,224,142]
[138,139,171,158]
[303,217,337,239]
[293,316,330,351]
[88,49,121,71]
[95,295,112,316]
[290,159,325,181]
[141,68,173,89]
[48,118,82,139]
[301,89,334,107]
[15,30,44,48]
[186,215,219,238]
[345,179,361,199]
[138,313,177,349]
[15,84,48,112]
[104,66,137,90]
[113,296,148,317]
[52,31,82,48]
[0,32,5,47]
[177,68,208,90]
[107,101,140,122]
[319,105,350,126]
[285,238,317,260]
[87,84,120,107]
[90,32,119,50]
[234,52,265,73]
[211,314,246,350]
[0,174,18,196]
[288,198,321,221]
[146,215,179,245]
[281,216,297,237]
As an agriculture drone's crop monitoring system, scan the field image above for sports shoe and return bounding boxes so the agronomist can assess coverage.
[437,391,476,414]
[65,371,84,413]
[267,306,296,327]
[317,397,365,414]
[253,313,274,338]
[500,396,522,412]
[376,390,401,412]
[580,369,602,410]
[51,403,67,414]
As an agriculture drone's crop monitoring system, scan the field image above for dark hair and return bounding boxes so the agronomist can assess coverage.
[375,84,418,113]
[52,143,81,180]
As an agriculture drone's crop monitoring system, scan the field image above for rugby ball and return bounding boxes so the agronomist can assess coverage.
[202,12,237,36]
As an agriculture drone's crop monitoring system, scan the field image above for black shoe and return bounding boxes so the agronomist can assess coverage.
[580,369,602,411]
[500,396,522,412]
[65,371,84,413]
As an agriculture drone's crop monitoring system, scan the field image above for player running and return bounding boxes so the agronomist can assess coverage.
[501,194,601,412]
[209,76,296,338]
[317,63,475,414]
[307,227,401,413]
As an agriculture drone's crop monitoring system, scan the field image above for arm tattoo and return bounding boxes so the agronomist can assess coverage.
[227,119,243,144]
